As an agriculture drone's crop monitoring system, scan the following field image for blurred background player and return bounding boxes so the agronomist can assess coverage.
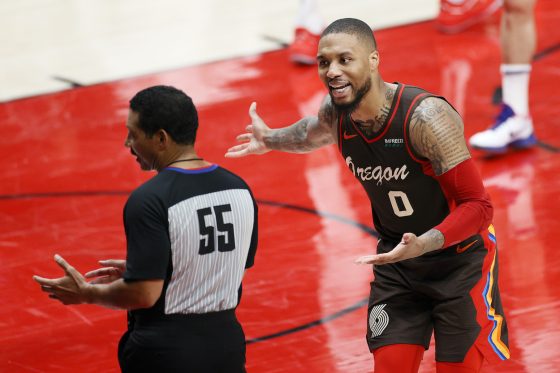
[437,0,538,153]
[289,0,325,64]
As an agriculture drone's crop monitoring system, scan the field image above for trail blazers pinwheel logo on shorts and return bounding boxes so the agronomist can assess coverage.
[369,304,389,338]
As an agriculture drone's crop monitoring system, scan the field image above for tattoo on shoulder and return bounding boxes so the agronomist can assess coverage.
[353,86,395,138]
[409,97,470,175]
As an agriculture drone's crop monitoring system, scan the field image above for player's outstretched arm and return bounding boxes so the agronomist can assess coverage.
[225,102,272,157]
[225,97,338,157]
[355,231,444,265]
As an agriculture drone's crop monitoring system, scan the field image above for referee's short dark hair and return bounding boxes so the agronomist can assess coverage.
[130,85,198,145]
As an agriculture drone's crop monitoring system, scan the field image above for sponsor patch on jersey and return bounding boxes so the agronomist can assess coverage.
[369,304,389,338]
[384,138,404,148]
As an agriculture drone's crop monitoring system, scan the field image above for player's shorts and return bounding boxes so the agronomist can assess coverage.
[118,309,246,373]
[366,225,510,363]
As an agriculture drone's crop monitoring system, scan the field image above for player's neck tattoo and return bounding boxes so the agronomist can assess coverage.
[352,86,395,138]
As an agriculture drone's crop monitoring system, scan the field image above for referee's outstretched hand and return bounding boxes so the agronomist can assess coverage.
[354,233,427,265]
[85,259,126,284]
[33,254,91,305]
[225,102,272,158]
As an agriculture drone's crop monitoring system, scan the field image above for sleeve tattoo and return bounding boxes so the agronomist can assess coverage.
[409,97,470,175]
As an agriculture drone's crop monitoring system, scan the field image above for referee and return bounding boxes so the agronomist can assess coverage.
[34,85,258,373]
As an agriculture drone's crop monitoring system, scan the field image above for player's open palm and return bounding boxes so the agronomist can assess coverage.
[226,102,271,157]
[354,233,427,265]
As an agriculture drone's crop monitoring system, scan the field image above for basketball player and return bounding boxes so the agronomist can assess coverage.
[34,85,258,373]
[227,18,509,373]
[291,0,538,154]
[439,0,538,153]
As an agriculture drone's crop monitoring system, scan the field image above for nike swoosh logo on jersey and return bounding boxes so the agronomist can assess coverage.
[456,239,478,254]
[343,131,358,140]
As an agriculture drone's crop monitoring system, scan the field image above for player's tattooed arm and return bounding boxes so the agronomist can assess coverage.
[265,95,337,153]
[417,228,445,254]
[354,228,446,265]
[409,97,470,175]
[226,99,337,158]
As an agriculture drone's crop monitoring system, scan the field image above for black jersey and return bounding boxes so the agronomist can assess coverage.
[337,83,452,242]
[122,164,258,322]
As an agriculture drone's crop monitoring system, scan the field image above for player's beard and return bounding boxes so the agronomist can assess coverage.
[331,78,372,114]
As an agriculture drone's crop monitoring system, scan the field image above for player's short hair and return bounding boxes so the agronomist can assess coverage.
[129,85,198,145]
[321,18,377,51]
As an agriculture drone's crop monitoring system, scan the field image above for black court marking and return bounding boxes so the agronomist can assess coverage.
[243,201,376,344]
[533,42,560,62]
[51,76,84,88]
[0,190,129,200]
[0,191,377,343]
[479,142,560,159]
[536,140,560,153]
[0,193,377,237]
[246,297,369,344]
[261,34,289,48]
[258,199,378,237]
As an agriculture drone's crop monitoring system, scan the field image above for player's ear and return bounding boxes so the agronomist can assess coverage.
[369,50,379,71]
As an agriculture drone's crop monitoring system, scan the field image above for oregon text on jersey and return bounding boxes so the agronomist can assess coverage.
[345,156,409,185]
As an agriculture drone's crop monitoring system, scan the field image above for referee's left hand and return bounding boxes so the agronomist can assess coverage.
[85,259,126,284]
[354,233,426,265]
[33,254,91,305]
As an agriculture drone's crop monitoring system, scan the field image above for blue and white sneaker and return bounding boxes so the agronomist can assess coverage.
[469,104,537,153]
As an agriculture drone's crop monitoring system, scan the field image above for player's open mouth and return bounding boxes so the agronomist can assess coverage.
[329,83,351,97]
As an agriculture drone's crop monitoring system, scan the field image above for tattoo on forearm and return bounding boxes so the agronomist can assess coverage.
[410,98,469,175]
[266,120,310,152]
[422,229,445,252]
[266,117,333,153]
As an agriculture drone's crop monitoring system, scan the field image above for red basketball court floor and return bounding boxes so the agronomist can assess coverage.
[1,2,559,372]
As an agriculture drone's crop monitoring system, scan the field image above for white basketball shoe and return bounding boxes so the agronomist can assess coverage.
[469,104,537,153]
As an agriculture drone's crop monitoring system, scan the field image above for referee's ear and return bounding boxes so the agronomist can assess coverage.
[155,129,171,150]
